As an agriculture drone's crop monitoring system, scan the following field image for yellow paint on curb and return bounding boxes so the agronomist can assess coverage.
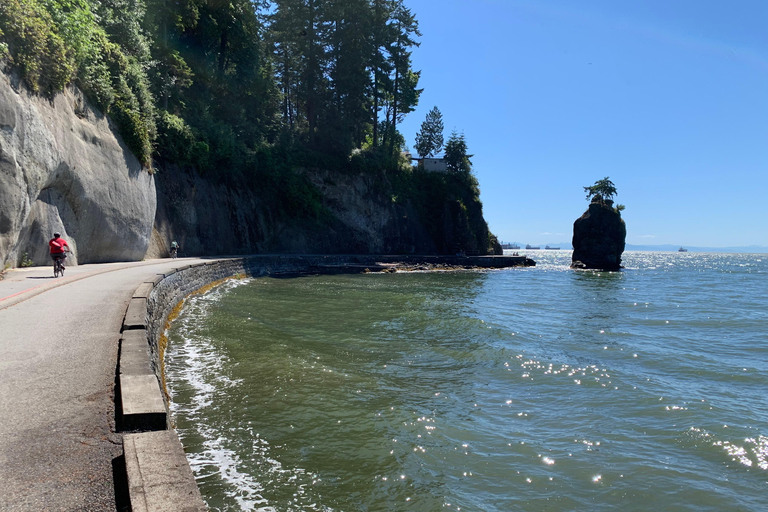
[157,273,247,402]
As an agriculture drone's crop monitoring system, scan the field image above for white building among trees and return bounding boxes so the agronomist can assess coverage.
[411,157,448,172]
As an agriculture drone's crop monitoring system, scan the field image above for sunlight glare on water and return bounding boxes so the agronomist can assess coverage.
[165,251,768,511]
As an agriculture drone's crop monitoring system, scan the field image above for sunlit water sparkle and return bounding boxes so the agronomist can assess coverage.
[165,251,768,511]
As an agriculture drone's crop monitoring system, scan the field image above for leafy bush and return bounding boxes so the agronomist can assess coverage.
[0,0,75,94]
[189,141,210,171]
[280,171,325,220]
[155,110,195,162]
[44,0,98,66]
[111,99,151,165]
[19,252,34,267]
[77,35,115,110]
[0,0,155,166]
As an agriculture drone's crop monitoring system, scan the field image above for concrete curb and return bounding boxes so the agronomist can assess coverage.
[117,262,212,511]
[123,431,207,512]
[123,298,148,330]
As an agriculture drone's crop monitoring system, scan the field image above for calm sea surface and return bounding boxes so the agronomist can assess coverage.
[165,251,768,511]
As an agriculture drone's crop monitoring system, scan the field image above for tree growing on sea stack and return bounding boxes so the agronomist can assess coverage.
[571,177,627,270]
[583,177,618,204]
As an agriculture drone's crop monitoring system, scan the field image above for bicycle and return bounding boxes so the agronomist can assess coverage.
[53,254,66,278]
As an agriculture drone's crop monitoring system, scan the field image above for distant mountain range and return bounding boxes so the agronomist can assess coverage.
[515,243,768,253]
[625,244,768,253]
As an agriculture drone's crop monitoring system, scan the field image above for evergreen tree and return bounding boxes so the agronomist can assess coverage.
[325,0,374,152]
[383,0,421,151]
[267,0,305,130]
[143,0,198,110]
[414,106,443,157]
[444,130,472,173]
[369,0,394,149]
[269,0,331,143]
[583,177,618,203]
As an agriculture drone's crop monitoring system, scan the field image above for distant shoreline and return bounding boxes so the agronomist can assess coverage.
[504,246,768,254]
[627,245,768,253]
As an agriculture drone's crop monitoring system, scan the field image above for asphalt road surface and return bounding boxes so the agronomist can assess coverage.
[0,258,214,511]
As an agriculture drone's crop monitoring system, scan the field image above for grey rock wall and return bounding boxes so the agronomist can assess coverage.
[147,165,437,258]
[0,72,156,267]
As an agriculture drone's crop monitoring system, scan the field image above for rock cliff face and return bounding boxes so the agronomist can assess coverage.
[0,72,156,267]
[147,166,496,258]
[571,200,626,270]
[0,71,496,266]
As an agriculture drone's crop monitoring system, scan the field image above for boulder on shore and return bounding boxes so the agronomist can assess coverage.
[571,199,626,270]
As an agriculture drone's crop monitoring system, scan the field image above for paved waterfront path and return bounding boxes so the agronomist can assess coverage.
[0,258,215,512]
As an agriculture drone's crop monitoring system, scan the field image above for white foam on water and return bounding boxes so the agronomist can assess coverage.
[166,279,275,510]
[166,278,334,511]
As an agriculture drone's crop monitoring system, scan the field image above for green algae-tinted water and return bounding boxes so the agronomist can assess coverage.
[165,252,768,511]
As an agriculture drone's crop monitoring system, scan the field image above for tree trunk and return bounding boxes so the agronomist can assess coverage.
[218,24,228,81]
[372,0,380,148]
[306,0,317,142]
[390,65,398,152]
[372,66,379,148]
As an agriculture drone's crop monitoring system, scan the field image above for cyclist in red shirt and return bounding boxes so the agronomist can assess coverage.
[49,232,70,269]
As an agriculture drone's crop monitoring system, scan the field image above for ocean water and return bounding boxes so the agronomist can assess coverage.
[164,251,768,511]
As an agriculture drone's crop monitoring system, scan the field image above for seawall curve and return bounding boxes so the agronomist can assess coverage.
[123,254,533,510]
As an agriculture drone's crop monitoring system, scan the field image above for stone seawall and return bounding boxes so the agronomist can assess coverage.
[124,254,533,510]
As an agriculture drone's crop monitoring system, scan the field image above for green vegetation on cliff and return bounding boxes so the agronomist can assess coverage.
[390,136,496,254]
[1,0,155,164]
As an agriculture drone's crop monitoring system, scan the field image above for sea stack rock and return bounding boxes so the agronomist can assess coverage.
[571,198,626,270]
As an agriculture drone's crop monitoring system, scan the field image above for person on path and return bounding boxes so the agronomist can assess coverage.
[170,240,180,258]
[49,232,70,269]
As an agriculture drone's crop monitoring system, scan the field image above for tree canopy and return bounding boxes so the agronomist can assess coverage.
[0,0,426,171]
[584,177,617,204]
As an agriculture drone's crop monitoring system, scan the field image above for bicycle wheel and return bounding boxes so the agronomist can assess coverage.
[53,264,59,278]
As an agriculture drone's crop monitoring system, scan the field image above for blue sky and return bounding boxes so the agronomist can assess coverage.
[398,0,768,247]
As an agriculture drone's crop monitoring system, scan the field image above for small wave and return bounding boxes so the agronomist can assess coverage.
[686,427,768,471]
[714,434,768,471]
